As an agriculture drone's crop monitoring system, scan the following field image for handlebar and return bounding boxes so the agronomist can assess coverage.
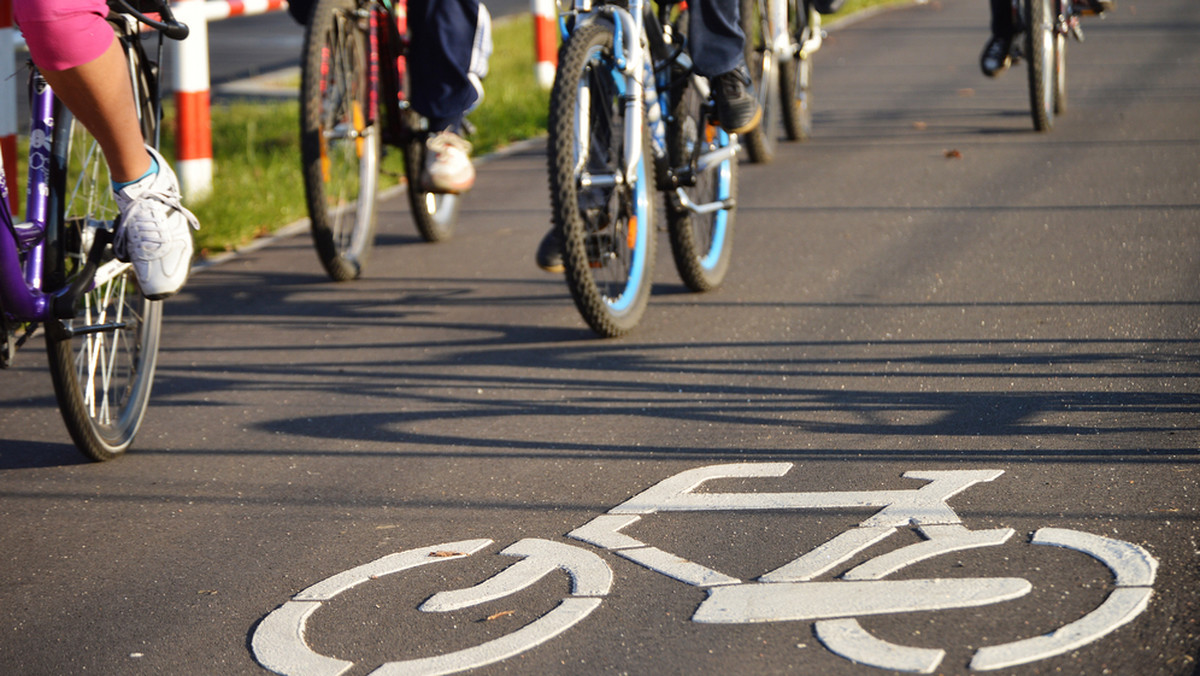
[111,0,191,40]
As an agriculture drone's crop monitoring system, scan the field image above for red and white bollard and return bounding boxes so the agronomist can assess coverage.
[532,0,556,89]
[172,0,213,202]
[1,0,18,212]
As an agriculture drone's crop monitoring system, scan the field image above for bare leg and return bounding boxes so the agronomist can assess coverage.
[38,37,150,183]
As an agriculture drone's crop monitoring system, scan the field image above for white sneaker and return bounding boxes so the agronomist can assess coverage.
[114,146,200,300]
[421,130,475,194]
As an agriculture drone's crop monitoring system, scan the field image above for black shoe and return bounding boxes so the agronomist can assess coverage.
[536,227,565,273]
[712,65,763,135]
[980,35,1013,78]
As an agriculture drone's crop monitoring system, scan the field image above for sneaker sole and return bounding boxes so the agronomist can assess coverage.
[727,107,764,136]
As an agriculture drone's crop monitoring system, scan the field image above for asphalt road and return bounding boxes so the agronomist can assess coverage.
[2,0,1198,675]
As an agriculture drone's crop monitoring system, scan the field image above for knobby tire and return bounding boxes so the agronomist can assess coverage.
[548,21,656,337]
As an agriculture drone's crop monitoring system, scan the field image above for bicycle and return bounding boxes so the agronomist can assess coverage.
[299,0,464,282]
[0,0,188,461]
[1009,0,1105,131]
[546,0,741,337]
[740,0,830,163]
[252,463,1158,674]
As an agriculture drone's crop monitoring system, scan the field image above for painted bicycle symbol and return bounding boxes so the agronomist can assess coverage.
[252,464,1157,675]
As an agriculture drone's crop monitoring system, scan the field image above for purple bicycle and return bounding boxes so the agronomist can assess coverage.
[0,0,188,461]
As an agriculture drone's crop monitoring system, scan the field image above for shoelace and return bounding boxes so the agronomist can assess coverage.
[114,187,200,259]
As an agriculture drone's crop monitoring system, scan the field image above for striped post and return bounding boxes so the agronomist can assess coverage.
[532,0,556,89]
[171,0,213,202]
[1,0,17,213]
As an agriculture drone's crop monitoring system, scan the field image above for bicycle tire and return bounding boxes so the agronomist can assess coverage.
[43,40,163,462]
[1054,30,1068,115]
[402,120,461,242]
[666,71,738,292]
[780,0,813,141]
[1025,0,1056,131]
[301,0,380,281]
[740,0,778,163]
[548,21,656,337]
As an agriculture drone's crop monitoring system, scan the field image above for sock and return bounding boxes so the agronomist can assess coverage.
[113,154,159,193]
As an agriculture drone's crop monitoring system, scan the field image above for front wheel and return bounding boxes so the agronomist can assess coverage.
[740,0,779,163]
[1025,0,1057,131]
[301,0,380,281]
[666,74,738,292]
[44,107,162,462]
[548,21,656,337]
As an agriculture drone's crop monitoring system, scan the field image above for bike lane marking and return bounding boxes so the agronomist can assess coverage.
[252,464,1160,675]
[253,539,493,676]
[968,528,1157,671]
[253,538,611,676]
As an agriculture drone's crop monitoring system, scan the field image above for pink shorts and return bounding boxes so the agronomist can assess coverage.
[14,0,114,72]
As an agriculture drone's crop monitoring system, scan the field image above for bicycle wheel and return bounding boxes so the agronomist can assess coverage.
[402,120,461,242]
[548,21,656,337]
[666,73,738,292]
[1025,0,1056,131]
[1054,29,1068,115]
[43,48,163,462]
[740,0,778,163]
[301,0,380,281]
[780,0,813,141]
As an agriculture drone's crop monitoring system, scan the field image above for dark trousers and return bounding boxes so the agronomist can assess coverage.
[408,0,481,129]
[689,0,747,77]
[991,0,1016,37]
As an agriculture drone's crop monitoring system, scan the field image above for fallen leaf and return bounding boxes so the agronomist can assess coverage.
[957,88,975,97]
[429,551,464,558]
[485,610,516,621]
[944,149,962,159]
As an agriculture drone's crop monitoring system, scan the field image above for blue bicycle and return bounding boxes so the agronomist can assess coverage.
[0,0,188,461]
[547,0,740,337]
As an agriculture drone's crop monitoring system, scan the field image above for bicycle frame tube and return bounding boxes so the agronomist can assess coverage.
[0,72,57,322]
[574,0,646,185]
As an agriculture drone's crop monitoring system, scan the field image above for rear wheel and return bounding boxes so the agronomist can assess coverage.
[44,41,162,462]
[1054,30,1068,115]
[548,21,656,337]
[740,0,778,163]
[781,0,813,141]
[666,73,738,292]
[301,0,380,281]
[1025,0,1056,131]
[402,119,461,242]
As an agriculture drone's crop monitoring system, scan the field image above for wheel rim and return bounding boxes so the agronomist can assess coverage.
[574,46,650,314]
[319,10,373,261]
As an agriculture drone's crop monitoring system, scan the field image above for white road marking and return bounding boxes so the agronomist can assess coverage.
[815,619,946,673]
[693,578,1032,623]
[420,538,612,611]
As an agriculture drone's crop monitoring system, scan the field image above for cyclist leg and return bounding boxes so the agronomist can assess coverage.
[16,0,198,299]
[690,0,762,134]
[408,0,492,194]
[981,0,1016,77]
[15,0,148,181]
